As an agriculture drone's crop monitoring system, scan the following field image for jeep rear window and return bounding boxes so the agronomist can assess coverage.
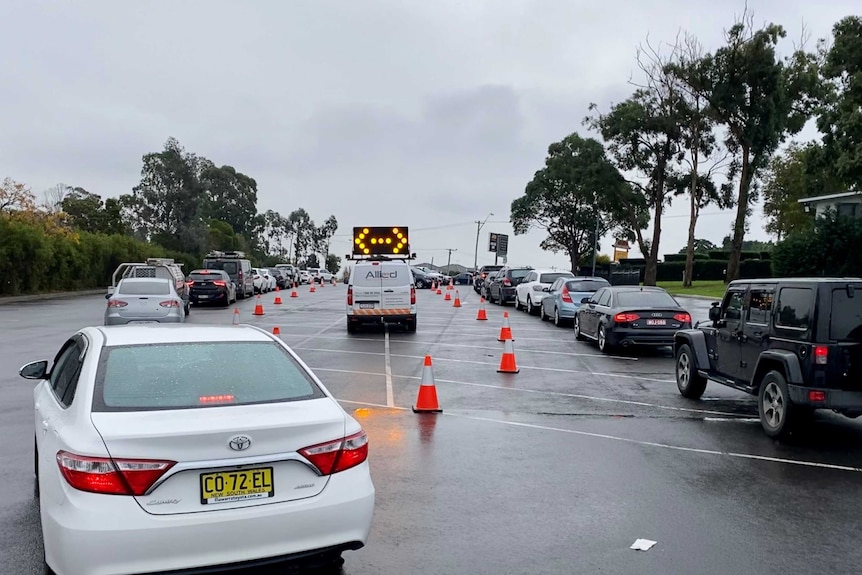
[830,287,862,340]
[93,342,325,411]
[775,287,813,330]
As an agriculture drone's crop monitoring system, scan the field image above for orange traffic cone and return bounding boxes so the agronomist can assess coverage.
[272,326,281,335]
[253,295,265,316]
[498,311,513,341]
[453,289,461,308]
[290,282,298,298]
[320,280,325,288]
[436,286,442,295]
[447,278,454,291]
[476,297,488,320]
[497,338,519,373]
[431,281,437,291]
[412,355,442,413]
[273,287,283,305]
[310,283,316,293]
[444,290,452,301]
[232,308,240,325]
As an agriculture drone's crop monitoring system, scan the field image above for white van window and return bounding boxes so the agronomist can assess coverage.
[352,263,410,287]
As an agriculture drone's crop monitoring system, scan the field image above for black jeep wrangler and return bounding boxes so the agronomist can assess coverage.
[673,278,862,438]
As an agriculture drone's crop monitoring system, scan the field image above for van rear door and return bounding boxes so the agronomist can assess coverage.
[379,262,411,310]
[351,263,383,309]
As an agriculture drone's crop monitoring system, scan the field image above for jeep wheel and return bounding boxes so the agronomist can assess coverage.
[758,370,795,438]
[675,344,707,399]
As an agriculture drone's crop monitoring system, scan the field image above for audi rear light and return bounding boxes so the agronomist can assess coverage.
[107,299,127,308]
[159,300,180,308]
[673,313,691,323]
[213,280,226,287]
[299,430,369,475]
[814,346,828,365]
[614,313,640,323]
[347,286,353,306]
[561,286,573,303]
[410,286,416,305]
[56,451,175,496]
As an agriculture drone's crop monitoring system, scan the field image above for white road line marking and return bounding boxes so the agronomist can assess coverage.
[384,325,394,408]
[334,399,862,473]
[703,417,761,423]
[291,316,346,348]
[312,367,739,417]
[297,347,673,382]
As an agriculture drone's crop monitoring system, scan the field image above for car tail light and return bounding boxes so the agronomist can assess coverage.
[107,299,127,308]
[347,286,354,306]
[213,280,226,287]
[673,313,691,323]
[56,451,176,496]
[561,286,573,303]
[481,273,486,279]
[614,313,640,323]
[814,346,828,365]
[186,281,194,287]
[199,394,235,404]
[159,300,180,308]
[299,430,369,475]
[808,390,826,402]
[410,286,416,305]
[503,278,511,286]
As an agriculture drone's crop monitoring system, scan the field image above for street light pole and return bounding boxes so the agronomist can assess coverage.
[474,212,494,271]
[446,248,458,275]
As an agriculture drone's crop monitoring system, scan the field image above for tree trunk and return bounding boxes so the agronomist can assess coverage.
[684,163,701,287]
[643,201,664,286]
[568,248,581,276]
[725,146,753,283]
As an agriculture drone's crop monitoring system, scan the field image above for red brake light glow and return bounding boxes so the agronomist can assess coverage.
[347,286,354,306]
[159,300,180,308]
[213,280,226,287]
[198,394,235,404]
[814,346,828,365]
[410,286,416,305]
[561,286,573,303]
[56,451,175,496]
[614,313,640,323]
[808,390,826,402]
[299,430,369,475]
[673,313,692,323]
[107,299,127,308]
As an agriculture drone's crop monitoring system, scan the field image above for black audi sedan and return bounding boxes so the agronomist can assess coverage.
[574,286,691,353]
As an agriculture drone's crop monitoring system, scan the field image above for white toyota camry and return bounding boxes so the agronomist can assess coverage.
[20,324,375,575]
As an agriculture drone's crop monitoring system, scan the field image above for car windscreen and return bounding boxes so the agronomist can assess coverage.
[118,281,171,295]
[205,261,238,276]
[830,287,862,340]
[614,290,679,308]
[93,341,326,411]
[539,273,572,284]
[566,279,610,292]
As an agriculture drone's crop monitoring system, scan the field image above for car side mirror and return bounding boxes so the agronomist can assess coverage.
[581,297,591,304]
[708,306,721,322]
[543,287,550,292]
[19,360,48,380]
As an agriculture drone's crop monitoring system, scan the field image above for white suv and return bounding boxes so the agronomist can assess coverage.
[515,269,574,315]
[346,259,417,333]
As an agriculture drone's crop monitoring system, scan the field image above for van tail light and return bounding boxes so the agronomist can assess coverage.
[814,346,828,365]
[107,299,127,308]
[347,286,354,305]
[56,451,176,496]
[614,313,640,323]
[213,280,226,287]
[299,430,369,475]
[410,286,416,305]
[561,286,573,303]
[159,300,180,308]
[673,313,692,324]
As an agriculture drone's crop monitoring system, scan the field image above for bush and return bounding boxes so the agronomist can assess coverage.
[707,250,761,261]
[619,258,646,266]
[663,254,686,262]
[773,215,862,277]
[656,259,729,282]
[739,259,773,279]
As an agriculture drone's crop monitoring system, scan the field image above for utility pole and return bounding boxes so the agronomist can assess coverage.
[474,213,494,271]
[591,216,600,277]
[446,248,457,275]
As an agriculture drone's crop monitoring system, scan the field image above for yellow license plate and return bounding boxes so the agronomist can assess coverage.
[200,467,274,505]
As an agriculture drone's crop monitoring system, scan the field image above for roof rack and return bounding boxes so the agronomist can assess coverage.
[205,250,246,259]
[346,253,417,262]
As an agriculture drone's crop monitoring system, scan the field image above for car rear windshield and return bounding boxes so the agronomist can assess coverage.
[119,281,171,295]
[93,341,326,412]
[205,261,238,275]
[540,273,571,283]
[190,272,225,281]
[830,287,862,340]
[615,290,678,308]
[510,269,532,279]
[567,279,609,292]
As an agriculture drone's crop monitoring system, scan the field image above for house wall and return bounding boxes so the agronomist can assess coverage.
[812,197,862,218]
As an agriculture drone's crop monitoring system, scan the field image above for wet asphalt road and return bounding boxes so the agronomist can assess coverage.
[2,286,862,574]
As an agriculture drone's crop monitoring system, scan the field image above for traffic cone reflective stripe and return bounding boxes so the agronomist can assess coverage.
[497,338,519,373]
[436,287,442,295]
[476,297,487,320]
[444,291,451,301]
[310,284,316,293]
[272,326,281,335]
[453,289,461,308]
[253,295,265,316]
[498,311,513,341]
[447,278,454,290]
[232,308,240,325]
[413,355,442,413]
[273,289,283,305]
[290,283,298,298]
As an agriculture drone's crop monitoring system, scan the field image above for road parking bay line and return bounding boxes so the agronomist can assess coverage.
[334,398,862,473]
[311,367,740,417]
[384,325,394,407]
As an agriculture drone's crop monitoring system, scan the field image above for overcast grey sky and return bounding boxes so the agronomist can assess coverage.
[2,1,857,270]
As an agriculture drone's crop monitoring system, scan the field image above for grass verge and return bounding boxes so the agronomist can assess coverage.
[653,280,726,299]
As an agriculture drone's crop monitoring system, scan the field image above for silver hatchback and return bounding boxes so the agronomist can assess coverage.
[104,278,187,325]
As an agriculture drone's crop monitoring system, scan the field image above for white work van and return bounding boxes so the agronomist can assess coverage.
[346,259,416,333]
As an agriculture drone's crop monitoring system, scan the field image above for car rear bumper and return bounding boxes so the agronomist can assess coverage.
[190,291,228,303]
[606,327,678,347]
[788,385,862,410]
[105,315,183,325]
[499,287,516,302]
[348,312,416,325]
[43,463,375,575]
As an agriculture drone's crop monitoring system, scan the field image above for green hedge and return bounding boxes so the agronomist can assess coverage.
[706,250,762,261]
[655,259,773,282]
[663,253,710,262]
[773,215,862,277]
[0,217,198,296]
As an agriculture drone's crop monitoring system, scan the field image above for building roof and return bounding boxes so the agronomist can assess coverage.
[798,191,860,204]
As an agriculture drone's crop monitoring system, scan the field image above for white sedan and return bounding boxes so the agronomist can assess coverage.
[21,324,375,575]
[514,269,575,315]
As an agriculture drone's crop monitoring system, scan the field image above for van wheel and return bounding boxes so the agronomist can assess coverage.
[347,320,357,334]
[406,318,417,332]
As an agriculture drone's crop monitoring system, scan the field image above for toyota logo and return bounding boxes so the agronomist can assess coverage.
[228,435,252,451]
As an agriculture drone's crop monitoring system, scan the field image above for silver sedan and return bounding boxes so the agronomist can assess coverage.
[104,277,187,325]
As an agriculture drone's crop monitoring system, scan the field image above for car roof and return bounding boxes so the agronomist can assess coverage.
[95,324,275,347]
[532,269,573,275]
